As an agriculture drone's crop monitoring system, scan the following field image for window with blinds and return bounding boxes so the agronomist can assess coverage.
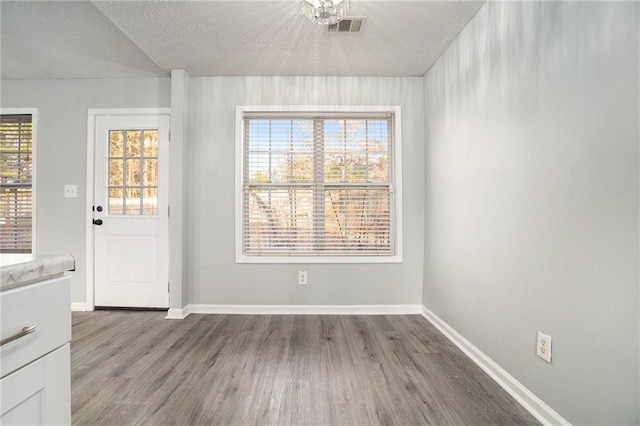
[238,108,401,262]
[0,114,34,253]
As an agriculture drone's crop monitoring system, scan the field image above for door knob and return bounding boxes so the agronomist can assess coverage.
[92,219,103,226]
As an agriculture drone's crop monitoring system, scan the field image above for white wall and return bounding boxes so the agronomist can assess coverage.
[187,76,425,305]
[1,78,171,303]
[423,1,639,423]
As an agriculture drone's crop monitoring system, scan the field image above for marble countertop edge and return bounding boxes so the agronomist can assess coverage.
[1,254,76,292]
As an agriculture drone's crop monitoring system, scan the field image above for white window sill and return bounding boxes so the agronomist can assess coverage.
[236,255,403,264]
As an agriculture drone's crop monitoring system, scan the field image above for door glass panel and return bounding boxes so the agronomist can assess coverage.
[126,130,141,157]
[126,159,141,186]
[143,159,158,186]
[109,188,123,215]
[125,187,141,215]
[143,188,157,215]
[109,131,124,157]
[108,129,159,216]
[143,130,158,157]
[109,160,123,186]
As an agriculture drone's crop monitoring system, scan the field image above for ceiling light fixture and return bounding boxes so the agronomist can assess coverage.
[299,0,351,25]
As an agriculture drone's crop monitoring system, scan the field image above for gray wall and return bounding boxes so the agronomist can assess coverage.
[187,76,425,305]
[1,78,171,302]
[169,70,191,310]
[423,1,639,424]
[1,76,424,307]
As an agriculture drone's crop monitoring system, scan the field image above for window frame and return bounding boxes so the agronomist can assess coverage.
[0,108,37,254]
[235,105,402,264]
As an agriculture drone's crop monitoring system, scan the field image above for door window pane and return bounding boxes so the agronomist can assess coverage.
[109,187,123,215]
[143,130,158,157]
[143,159,158,186]
[109,131,124,157]
[109,160,123,186]
[125,187,141,215]
[143,188,157,215]
[126,130,141,157]
[125,159,141,186]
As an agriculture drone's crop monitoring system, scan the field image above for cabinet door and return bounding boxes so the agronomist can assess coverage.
[42,344,70,425]
[0,357,44,424]
[0,345,70,425]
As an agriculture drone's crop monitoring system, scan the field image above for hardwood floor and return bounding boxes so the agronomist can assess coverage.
[71,311,538,425]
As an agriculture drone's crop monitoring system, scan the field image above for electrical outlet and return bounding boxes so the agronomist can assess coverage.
[64,184,77,198]
[536,331,552,363]
[298,271,308,285]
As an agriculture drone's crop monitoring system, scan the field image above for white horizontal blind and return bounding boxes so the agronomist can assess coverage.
[242,112,394,257]
[0,114,33,253]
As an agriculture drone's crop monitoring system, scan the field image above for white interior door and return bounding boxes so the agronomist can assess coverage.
[93,114,169,308]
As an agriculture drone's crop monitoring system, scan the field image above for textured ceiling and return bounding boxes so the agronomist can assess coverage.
[0,1,166,79]
[1,0,485,79]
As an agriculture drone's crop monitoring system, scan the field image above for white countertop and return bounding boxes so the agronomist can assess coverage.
[0,254,75,291]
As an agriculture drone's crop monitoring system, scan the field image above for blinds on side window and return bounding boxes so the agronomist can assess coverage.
[0,114,33,253]
[242,112,394,257]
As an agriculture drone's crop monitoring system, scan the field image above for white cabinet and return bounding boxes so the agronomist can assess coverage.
[0,275,71,425]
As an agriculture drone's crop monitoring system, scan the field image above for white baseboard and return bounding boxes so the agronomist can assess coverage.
[71,302,90,312]
[421,306,569,426]
[165,307,189,319]
[185,304,421,316]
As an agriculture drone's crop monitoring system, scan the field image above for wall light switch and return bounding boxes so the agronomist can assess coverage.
[64,185,77,198]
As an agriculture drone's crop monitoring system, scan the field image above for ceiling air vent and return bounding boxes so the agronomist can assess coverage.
[327,17,364,33]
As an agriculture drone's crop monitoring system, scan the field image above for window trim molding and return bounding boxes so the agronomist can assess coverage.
[0,108,38,253]
[235,105,403,264]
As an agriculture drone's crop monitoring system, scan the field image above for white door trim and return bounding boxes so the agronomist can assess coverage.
[85,108,170,311]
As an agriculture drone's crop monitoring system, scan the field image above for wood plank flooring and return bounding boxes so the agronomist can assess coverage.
[71,312,539,425]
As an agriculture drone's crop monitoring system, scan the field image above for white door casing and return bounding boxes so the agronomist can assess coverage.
[92,114,169,308]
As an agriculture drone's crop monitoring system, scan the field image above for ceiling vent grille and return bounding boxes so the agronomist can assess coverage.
[327,17,364,33]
